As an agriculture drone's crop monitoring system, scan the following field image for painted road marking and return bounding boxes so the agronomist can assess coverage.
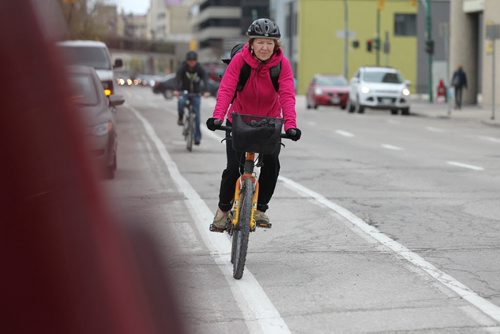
[279,176,500,323]
[130,106,290,334]
[381,144,403,151]
[478,136,500,144]
[426,126,445,133]
[447,161,484,171]
[335,130,354,137]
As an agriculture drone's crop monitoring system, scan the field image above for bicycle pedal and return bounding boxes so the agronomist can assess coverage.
[209,224,226,233]
[256,221,272,229]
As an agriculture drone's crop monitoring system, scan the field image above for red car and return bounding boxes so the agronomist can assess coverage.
[306,74,349,109]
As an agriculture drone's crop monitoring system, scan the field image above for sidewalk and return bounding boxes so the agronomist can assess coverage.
[409,96,500,127]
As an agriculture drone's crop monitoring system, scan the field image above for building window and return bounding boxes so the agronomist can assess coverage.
[394,13,416,36]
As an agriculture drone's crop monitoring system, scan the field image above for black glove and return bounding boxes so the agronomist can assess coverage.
[206,117,223,131]
[286,128,301,141]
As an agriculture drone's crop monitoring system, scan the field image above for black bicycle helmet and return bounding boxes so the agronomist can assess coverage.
[247,18,281,39]
[186,51,198,60]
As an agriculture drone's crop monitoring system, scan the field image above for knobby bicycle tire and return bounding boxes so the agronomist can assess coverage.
[232,178,253,279]
[186,113,194,151]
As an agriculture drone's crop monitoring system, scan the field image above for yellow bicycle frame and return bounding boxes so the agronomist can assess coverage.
[231,152,260,231]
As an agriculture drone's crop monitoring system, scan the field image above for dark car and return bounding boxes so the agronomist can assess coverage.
[306,74,349,109]
[67,66,124,179]
[152,74,220,99]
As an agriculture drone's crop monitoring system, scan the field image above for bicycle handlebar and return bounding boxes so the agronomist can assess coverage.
[216,124,293,139]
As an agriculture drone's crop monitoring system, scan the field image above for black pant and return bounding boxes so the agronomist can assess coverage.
[454,86,463,109]
[218,129,281,213]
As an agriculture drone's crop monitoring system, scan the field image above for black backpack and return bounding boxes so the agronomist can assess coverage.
[222,43,281,98]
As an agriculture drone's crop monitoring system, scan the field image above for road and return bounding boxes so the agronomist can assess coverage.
[107,86,500,333]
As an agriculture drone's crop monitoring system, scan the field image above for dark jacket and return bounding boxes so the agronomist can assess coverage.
[175,62,208,94]
[451,68,467,88]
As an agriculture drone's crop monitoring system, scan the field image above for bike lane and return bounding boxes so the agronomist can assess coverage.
[114,88,500,333]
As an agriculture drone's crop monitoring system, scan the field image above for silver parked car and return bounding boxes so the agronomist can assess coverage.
[348,66,411,115]
[66,66,124,179]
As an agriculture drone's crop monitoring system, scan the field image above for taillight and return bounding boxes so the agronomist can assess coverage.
[101,80,114,95]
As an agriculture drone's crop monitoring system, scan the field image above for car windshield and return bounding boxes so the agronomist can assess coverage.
[363,71,403,84]
[60,46,111,70]
[69,74,99,107]
[316,76,348,86]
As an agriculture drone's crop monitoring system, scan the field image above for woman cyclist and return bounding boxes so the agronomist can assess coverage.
[206,18,301,230]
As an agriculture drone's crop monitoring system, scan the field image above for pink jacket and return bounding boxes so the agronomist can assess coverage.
[212,44,297,131]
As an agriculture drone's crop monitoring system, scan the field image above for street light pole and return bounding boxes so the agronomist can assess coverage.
[343,0,349,79]
[420,0,433,103]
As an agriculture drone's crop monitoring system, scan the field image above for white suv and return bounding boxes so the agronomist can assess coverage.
[348,66,411,115]
[57,40,122,96]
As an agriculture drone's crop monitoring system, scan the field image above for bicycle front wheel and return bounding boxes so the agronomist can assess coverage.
[232,178,253,279]
[186,114,194,151]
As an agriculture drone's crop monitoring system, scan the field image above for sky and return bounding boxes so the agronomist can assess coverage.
[113,0,150,15]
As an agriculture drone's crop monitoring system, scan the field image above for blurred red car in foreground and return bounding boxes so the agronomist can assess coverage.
[1,1,185,333]
[306,74,349,110]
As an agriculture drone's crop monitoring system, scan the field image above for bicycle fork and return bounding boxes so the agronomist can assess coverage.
[231,175,259,232]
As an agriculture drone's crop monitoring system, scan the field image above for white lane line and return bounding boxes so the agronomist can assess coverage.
[447,161,484,171]
[478,136,500,144]
[381,144,403,151]
[335,130,354,137]
[426,126,445,133]
[278,175,500,323]
[130,106,290,334]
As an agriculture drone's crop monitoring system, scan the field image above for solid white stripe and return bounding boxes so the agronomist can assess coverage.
[447,161,484,171]
[130,106,290,334]
[381,144,403,151]
[478,136,500,143]
[335,129,355,137]
[279,175,500,323]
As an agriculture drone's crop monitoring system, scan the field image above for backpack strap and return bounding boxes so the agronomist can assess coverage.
[231,60,282,103]
[269,61,281,92]
[236,62,251,92]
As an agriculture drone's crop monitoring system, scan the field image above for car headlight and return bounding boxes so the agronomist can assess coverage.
[314,87,323,95]
[402,88,410,96]
[91,121,112,136]
[360,85,370,94]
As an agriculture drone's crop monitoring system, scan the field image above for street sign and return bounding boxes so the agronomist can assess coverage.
[486,24,500,40]
[336,30,356,39]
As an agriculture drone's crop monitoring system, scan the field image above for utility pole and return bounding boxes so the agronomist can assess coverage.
[376,8,381,66]
[420,0,433,102]
[343,0,349,79]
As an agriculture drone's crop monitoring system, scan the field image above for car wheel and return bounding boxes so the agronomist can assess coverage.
[390,109,398,115]
[401,107,410,115]
[340,103,347,110]
[356,96,365,114]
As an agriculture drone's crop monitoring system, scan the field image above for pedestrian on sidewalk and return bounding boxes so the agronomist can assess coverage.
[451,65,468,109]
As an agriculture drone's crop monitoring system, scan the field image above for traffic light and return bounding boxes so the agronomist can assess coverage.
[366,39,373,52]
[425,40,434,54]
[374,37,381,51]
[352,40,360,49]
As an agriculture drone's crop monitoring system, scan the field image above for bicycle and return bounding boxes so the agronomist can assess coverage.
[179,91,199,152]
[210,113,293,279]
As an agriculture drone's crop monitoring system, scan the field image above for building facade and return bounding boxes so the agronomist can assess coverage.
[190,0,270,62]
[297,0,418,94]
[450,0,500,108]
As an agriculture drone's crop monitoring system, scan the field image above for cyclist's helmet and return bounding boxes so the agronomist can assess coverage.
[247,18,281,39]
[186,51,198,60]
